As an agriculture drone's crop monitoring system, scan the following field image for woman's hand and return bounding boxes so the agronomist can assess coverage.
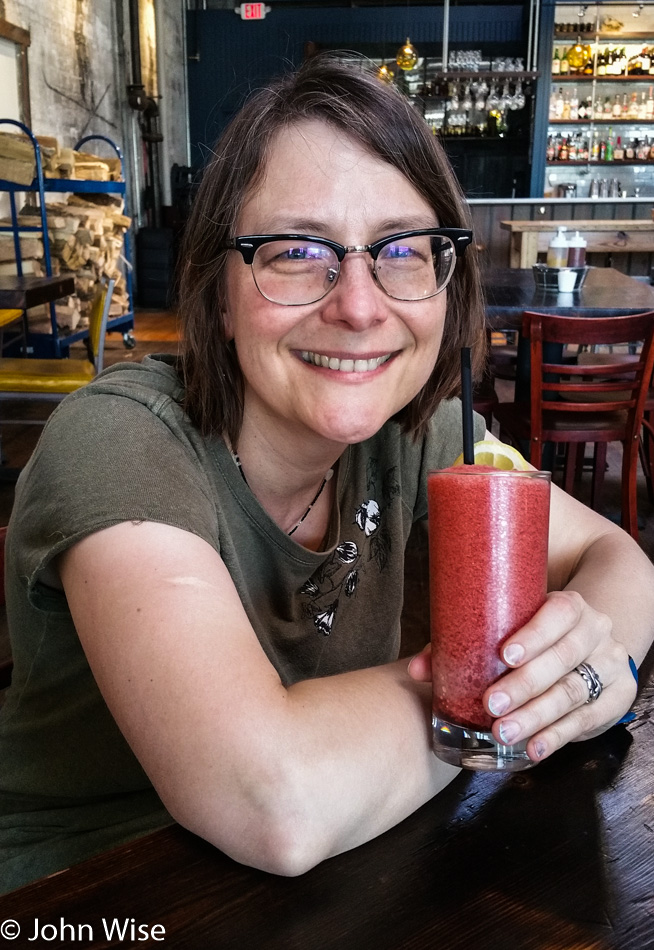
[408,589,637,762]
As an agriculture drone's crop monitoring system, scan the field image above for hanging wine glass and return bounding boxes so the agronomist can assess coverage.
[462,82,473,112]
[447,82,460,112]
[486,83,500,110]
[511,80,526,110]
[396,38,419,71]
[474,84,487,112]
[500,81,512,111]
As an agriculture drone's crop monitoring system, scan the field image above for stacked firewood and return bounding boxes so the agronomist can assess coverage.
[0,131,130,333]
[0,131,123,185]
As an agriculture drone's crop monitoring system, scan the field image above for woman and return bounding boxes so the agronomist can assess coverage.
[1,54,652,893]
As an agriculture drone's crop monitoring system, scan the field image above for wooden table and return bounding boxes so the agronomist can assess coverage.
[500,219,654,269]
[485,266,654,330]
[2,656,653,949]
[0,275,74,310]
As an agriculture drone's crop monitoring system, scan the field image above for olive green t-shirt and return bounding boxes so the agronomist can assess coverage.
[0,355,485,893]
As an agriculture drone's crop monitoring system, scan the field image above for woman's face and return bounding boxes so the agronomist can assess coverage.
[224,119,448,448]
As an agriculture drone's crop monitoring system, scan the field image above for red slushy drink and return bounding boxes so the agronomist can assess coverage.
[428,464,550,771]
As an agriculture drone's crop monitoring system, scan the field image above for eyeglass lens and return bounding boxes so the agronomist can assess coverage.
[251,235,456,305]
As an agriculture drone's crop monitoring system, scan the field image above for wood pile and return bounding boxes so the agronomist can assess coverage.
[0,131,122,185]
[0,130,129,334]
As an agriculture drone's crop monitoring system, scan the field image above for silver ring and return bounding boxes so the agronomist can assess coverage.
[574,662,603,703]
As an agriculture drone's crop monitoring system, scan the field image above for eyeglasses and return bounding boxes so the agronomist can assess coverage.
[224,228,473,306]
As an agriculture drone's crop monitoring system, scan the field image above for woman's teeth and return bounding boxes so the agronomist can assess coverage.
[300,351,392,372]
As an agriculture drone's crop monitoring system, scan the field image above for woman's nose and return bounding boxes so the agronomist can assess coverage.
[320,254,388,329]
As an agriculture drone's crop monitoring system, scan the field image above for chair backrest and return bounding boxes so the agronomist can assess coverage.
[88,277,116,374]
[522,309,654,454]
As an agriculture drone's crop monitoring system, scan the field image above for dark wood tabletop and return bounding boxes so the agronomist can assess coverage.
[2,662,652,949]
[485,267,654,329]
[0,275,75,310]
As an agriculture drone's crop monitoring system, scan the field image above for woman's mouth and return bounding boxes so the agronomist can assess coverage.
[299,351,393,373]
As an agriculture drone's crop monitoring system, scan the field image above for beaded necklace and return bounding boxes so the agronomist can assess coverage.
[229,448,334,537]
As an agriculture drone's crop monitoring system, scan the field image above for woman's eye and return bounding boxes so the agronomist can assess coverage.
[385,244,418,259]
[275,245,331,264]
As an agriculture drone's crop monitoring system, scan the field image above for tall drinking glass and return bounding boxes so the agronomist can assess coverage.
[428,465,551,771]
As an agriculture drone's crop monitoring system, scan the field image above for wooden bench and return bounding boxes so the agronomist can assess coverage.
[500,219,654,269]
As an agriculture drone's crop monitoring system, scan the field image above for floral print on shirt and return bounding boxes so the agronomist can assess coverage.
[299,458,400,636]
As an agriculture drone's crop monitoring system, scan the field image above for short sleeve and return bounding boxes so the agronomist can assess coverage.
[11,388,219,595]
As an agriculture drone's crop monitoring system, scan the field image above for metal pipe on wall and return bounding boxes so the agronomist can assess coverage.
[531,0,541,72]
[442,0,450,73]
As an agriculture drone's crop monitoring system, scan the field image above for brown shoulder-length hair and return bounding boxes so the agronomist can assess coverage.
[176,52,486,442]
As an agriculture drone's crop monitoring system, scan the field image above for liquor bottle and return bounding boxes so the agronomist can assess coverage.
[625,138,635,160]
[606,47,614,75]
[578,132,589,162]
[552,48,561,75]
[562,89,571,120]
[568,135,578,160]
[554,87,565,118]
[612,94,622,118]
[583,48,594,75]
[603,95,613,116]
[621,94,629,116]
[597,49,606,76]
[642,47,651,74]
[647,86,654,117]
[649,48,654,75]
[549,88,558,120]
[628,91,639,118]
[599,137,607,161]
[649,137,654,159]
[570,88,579,120]
[638,90,648,120]
[546,135,556,161]
[605,128,614,162]
[559,136,569,161]
[614,135,624,160]
[560,48,570,74]
[591,129,600,160]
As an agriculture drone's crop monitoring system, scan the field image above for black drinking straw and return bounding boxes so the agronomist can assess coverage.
[460,347,475,465]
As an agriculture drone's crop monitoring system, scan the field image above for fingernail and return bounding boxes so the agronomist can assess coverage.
[499,720,520,744]
[503,643,525,666]
[533,741,547,759]
[488,691,511,716]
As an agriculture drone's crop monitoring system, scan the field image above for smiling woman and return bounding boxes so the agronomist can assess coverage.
[1,53,653,896]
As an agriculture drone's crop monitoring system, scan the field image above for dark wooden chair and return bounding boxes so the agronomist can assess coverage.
[494,310,654,541]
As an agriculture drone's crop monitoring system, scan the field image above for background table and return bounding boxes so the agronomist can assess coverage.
[500,220,654,269]
[485,266,654,330]
[2,660,652,949]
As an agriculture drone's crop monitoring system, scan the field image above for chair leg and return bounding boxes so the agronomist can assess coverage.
[563,444,582,495]
[590,443,607,513]
[640,410,654,504]
[621,439,640,541]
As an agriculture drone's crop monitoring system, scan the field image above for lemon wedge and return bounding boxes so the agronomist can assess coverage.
[452,440,530,471]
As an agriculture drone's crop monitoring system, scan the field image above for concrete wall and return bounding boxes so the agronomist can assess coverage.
[1,0,188,222]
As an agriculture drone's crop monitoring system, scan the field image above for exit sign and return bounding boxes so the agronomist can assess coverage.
[236,3,269,19]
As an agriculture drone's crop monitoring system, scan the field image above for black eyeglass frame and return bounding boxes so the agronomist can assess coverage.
[223,228,473,304]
